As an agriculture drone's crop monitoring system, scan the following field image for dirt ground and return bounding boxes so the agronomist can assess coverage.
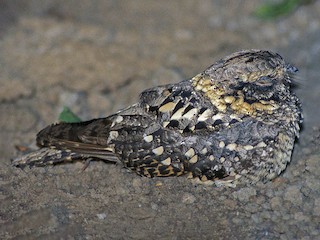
[1,1,320,239]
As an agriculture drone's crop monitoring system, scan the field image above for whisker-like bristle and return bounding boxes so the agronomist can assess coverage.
[289,74,305,88]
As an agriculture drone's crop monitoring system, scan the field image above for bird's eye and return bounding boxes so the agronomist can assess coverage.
[255,76,274,87]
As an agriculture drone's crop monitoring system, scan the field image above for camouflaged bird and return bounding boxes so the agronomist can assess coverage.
[13,49,302,187]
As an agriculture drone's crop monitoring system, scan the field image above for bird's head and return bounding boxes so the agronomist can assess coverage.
[192,49,299,116]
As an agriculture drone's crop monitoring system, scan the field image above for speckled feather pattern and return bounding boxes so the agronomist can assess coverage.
[12,49,302,187]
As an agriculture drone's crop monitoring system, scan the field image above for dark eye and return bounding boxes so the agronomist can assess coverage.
[255,76,274,87]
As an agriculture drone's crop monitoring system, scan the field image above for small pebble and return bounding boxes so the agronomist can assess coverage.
[97,213,107,220]
[182,193,196,204]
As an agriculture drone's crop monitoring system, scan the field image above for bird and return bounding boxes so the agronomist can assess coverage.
[12,49,303,187]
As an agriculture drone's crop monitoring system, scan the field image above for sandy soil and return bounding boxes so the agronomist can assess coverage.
[1,1,319,239]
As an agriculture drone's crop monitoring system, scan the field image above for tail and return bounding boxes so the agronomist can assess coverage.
[13,118,120,168]
[12,148,83,168]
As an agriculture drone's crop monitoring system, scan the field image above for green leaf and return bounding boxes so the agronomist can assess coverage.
[254,0,300,19]
[58,106,82,123]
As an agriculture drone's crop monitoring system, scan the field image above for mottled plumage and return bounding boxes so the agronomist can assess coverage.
[12,49,302,187]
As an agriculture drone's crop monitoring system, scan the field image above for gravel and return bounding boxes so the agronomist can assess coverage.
[1,1,319,239]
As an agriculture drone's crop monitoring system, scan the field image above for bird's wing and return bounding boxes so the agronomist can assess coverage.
[35,109,158,161]
[35,118,120,161]
[138,80,231,134]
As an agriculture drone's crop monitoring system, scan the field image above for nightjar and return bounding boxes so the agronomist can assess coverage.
[13,49,302,187]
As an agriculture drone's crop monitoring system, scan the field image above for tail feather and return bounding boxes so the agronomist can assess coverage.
[13,118,120,168]
[12,148,82,168]
[12,146,119,168]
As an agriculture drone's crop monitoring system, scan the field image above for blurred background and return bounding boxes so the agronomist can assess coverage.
[1,1,319,239]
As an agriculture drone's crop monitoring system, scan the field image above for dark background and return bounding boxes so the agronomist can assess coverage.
[1,1,319,239]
